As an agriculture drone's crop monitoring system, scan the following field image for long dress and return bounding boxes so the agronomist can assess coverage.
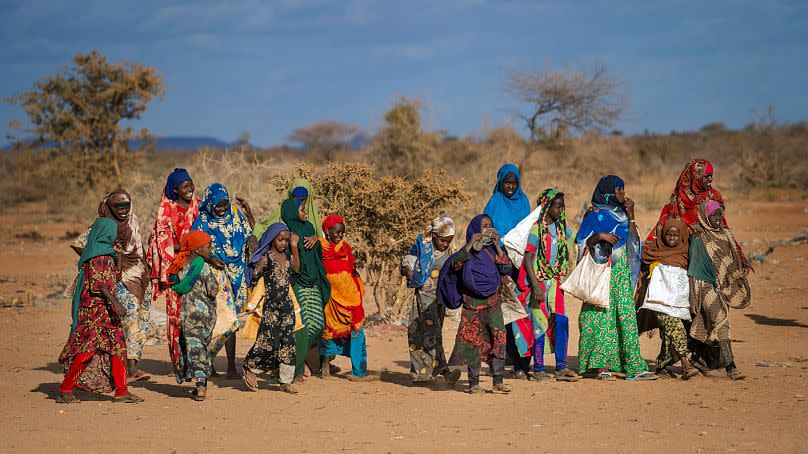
[406,251,451,380]
[176,259,218,382]
[243,253,297,385]
[59,256,127,393]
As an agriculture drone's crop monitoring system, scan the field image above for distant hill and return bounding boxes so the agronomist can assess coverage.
[3,136,241,152]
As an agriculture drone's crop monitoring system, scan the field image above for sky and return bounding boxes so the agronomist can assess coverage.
[2,0,807,147]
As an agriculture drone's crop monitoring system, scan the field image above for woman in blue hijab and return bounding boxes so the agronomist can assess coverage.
[191,182,254,378]
[483,164,531,237]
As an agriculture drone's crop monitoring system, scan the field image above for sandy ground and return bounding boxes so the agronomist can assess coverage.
[0,194,807,453]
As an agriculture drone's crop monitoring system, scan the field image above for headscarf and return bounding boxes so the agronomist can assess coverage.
[291,186,309,200]
[576,175,629,249]
[483,164,531,237]
[641,218,689,269]
[70,218,118,333]
[534,188,570,280]
[246,222,289,287]
[406,214,456,289]
[98,188,148,302]
[281,198,331,303]
[322,214,345,231]
[164,168,192,201]
[647,159,726,242]
[191,183,250,265]
[438,215,500,309]
[705,200,722,217]
[167,230,212,275]
[255,178,323,238]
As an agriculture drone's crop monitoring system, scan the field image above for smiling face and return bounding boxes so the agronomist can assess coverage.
[663,226,681,248]
[213,199,229,217]
[546,195,565,222]
[707,208,723,229]
[298,203,308,222]
[174,180,195,203]
[501,172,518,198]
[433,234,454,252]
[194,241,212,260]
[273,231,290,253]
[107,193,131,221]
[326,223,345,244]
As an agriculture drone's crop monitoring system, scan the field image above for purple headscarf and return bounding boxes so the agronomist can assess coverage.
[246,222,289,286]
[438,214,501,309]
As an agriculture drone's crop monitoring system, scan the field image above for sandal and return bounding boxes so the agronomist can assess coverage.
[113,392,145,403]
[514,370,529,380]
[467,385,484,394]
[627,371,658,381]
[56,392,80,404]
[242,367,259,391]
[492,383,511,394]
[727,368,746,381]
[126,371,151,383]
[682,368,699,381]
[555,368,580,382]
[597,371,617,381]
[280,384,299,394]
[532,371,553,381]
[193,386,206,401]
[656,368,678,379]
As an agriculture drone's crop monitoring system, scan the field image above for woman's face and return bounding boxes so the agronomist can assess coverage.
[433,234,454,252]
[501,173,518,197]
[479,215,493,232]
[326,223,345,244]
[704,173,713,189]
[297,202,308,221]
[214,199,229,217]
[614,187,626,204]
[663,226,680,248]
[708,209,723,229]
[273,231,290,253]
[546,196,565,222]
[174,180,195,203]
[108,193,131,221]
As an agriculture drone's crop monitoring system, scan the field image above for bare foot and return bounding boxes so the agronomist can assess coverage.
[293,375,306,384]
[243,367,258,391]
[492,383,511,394]
[113,392,144,403]
[280,384,298,394]
[226,368,241,380]
[56,392,80,404]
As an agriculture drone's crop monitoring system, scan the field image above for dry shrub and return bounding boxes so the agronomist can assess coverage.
[271,161,471,321]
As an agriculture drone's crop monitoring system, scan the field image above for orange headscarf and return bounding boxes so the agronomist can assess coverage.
[167,230,212,275]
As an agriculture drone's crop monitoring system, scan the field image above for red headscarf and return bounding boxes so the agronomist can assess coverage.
[647,159,726,242]
[322,214,345,232]
[167,231,212,275]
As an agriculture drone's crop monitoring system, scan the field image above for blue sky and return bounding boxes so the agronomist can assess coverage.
[2,0,807,146]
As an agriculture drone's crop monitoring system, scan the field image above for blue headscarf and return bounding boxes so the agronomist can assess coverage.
[246,222,289,287]
[406,234,434,289]
[438,215,502,309]
[164,168,192,201]
[483,164,531,236]
[192,183,250,265]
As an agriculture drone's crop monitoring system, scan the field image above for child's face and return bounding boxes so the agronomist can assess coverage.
[195,241,212,260]
[273,231,290,253]
[546,196,565,222]
[663,226,680,247]
[479,215,493,231]
[433,234,454,252]
[326,223,345,244]
[708,209,723,229]
[298,203,307,221]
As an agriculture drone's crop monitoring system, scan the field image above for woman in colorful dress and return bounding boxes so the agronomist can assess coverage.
[146,168,200,383]
[441,215,512,394]
[191,183,255,379]
[70,189,154,382]
[575,176,657,381]
[58,217,143,404]
[688,200,751,380]
[255,178,322,239]
[401,214,459,383]
[513,188,579,381]
[280,197,331,379]
[635,218,698,379]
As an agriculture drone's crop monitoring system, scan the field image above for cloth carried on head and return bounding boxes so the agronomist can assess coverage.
[406,214,456,289]
[70,218,118,333]
[322,214,344,231]
[281,198,331,304]
[246,222,289,287]
[255,178,323,238]
[164,168,192,201]
[483,164,531,237]
[167,230,212,275]
[438,214,501,309]
[98,188,149,303]
[642,218,689,269]
[647,159,726,242]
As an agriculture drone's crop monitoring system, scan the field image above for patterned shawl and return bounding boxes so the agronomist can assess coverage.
[146,193,200,291]
[534,188,570,280]
[98,189,149,302]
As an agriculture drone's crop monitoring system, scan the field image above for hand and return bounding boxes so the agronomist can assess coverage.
[210,257,226,270]
[158,282,169,291]
[490,229,501,243]
[303,235,318,250]
[623,197,635,220]
[531,288,546,304]
[354,259,365,270]
[234,195,252,216]
[290,233,300,249]
[598,232,620,246]
[467,233,483,251]
[113,243,124,255]
[112,299,126,319]
[246,235,258,256]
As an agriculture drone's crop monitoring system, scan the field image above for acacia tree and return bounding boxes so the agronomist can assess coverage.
[505,62,628,144]
[371,97,438,178]
[288,121,359,151]
[6,50,165,188]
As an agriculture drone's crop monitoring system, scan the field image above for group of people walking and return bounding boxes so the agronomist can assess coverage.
[55,158,752,403]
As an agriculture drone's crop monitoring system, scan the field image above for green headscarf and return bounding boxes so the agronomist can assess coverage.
[255,178,322,239]
[71,217,118,333]
[280,198,330,303]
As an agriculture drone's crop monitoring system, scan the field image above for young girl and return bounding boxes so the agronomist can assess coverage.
[401,214,459,383]
[242,222,301,394]
[688,200,751,380]
[636,218,697,379]
[58,218,143,404]
[168,230,218,401]
[441,215,512,394]
[319,214,374,382]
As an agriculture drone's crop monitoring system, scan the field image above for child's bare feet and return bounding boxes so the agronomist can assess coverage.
[113,392,144,403]
[56,392,80,404]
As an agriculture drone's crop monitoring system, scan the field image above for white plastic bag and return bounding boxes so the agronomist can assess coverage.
[560,249,611,309]
[642,263,691,320]
[502,205,544,268]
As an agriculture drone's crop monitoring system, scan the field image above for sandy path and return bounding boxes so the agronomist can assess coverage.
[0,198,806,453]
